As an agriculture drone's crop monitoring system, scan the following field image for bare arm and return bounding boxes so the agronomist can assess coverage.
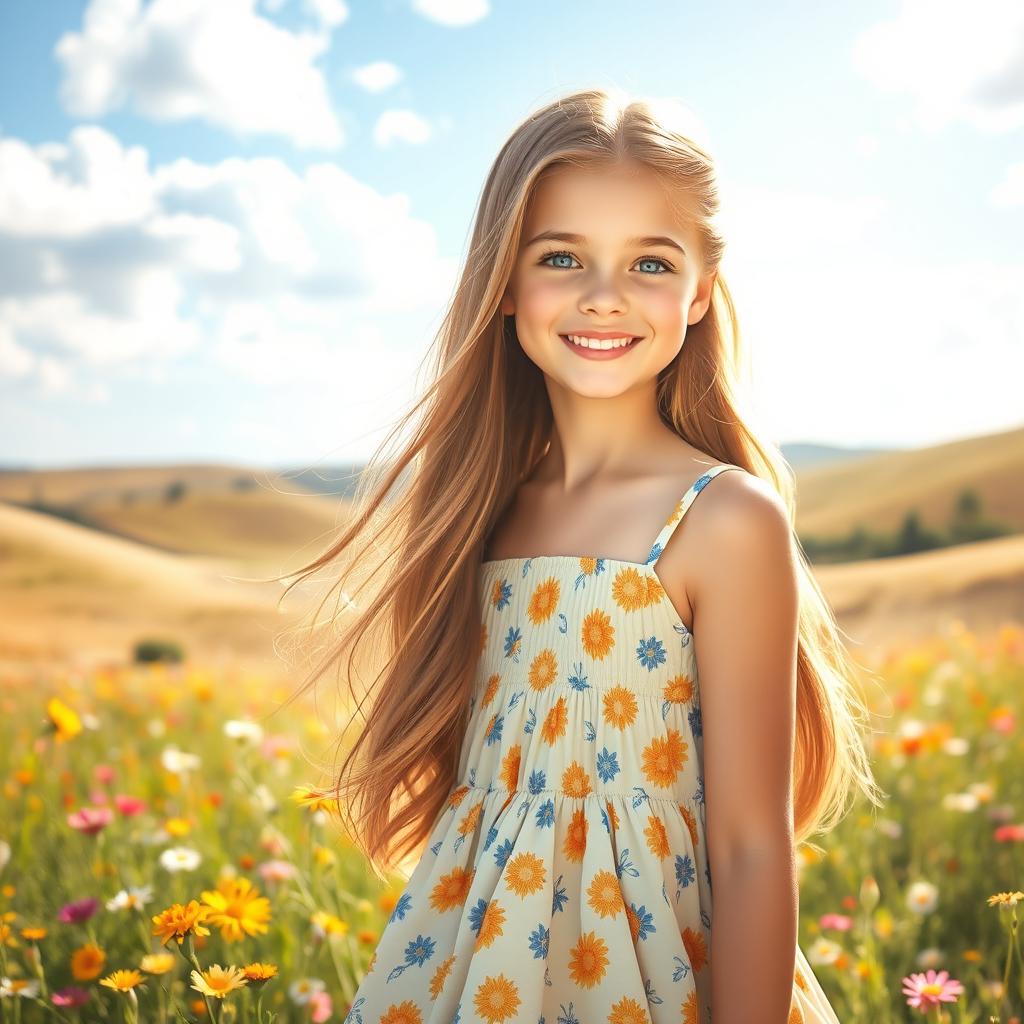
[688,475,801,1023]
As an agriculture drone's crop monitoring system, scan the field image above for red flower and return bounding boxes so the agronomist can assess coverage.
[994,824,1024,842]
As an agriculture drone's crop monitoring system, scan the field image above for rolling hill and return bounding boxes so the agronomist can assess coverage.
[1,423,1021,674]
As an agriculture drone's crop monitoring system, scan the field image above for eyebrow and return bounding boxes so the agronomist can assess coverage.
[523,230,687,257]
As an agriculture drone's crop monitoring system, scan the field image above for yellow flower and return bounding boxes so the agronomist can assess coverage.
[164,817,192,838]
[190,964,249,999]
[311,910,349,936]
[199,877,272,943]
[71,943,106,981]
[140,952,176,974]
[151,901,212,947]
[242,962,279,985]
[987,891,1024,908]
[21,926,47,941]
[190,675,214,702]
[46,697,83,742]
[100,968,146,992]
[291,785,336,814]
[313,845,336,868]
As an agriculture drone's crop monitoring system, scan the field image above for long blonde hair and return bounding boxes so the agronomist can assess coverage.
[273,87,883,882]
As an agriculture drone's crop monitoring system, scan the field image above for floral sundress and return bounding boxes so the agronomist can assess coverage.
[344,463,842,1023]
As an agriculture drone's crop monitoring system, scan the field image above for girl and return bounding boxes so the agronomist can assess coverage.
[280,87,881,1024]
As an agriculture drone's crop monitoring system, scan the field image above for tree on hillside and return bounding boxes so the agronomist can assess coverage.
[896,510,944,555]
[164,480,187,504]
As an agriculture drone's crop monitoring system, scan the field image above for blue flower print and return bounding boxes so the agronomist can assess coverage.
[493,836,514,868]
[534,798,555,828]
[636,634,667,671]
[552,873,568,915]
[567,662,591,692]
[467,898,490,939]
[388,891,412,924]
[688,704,702,738]
[495,577,512,610]
[674,853,695,891]
[528,922,550,959]
[503,625,522,662]
[595,746,621,783]
[484,713,505,745]
[385,932,436,981]
[628,902,657,941]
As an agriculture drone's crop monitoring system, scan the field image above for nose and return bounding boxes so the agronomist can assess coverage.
[578,281,629,317]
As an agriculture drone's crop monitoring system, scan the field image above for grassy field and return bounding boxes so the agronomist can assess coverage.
[0,621,1022,1022]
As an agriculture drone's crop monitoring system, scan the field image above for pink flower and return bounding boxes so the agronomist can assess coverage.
[260,734,295,760]
[819,913,853,931]
[57,898,99,923]
[52,986,91,1008]
[88,789,110,805]
[987,805,1016,824]
[994,824,1024,842]
[93,764,116,785]
[114,794,147,816]
[902,969,964,1013]
[67,806,114,835]
[310,990,333,1022]
[259,833,287,857]
[258,859,298,883]
[988,708,1015,733]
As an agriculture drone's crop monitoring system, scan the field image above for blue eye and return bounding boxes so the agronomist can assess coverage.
[540,250,580,270]
[635,256,672,274]
[537,249,674,274]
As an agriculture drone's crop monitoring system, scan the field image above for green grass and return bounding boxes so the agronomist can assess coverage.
[1,624,1022,1022]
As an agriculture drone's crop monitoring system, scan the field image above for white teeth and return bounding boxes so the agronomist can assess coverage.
[565,334,637,350]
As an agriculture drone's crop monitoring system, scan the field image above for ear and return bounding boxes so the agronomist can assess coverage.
[501,289,515,316]
[687,269,717,325]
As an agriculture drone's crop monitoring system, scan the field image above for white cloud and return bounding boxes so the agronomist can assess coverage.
[372,109,432,147]
[716,178,888,263]
[0,127,154,236]
[852,0,1024,134]
[304,0,348,30]
[54,0,344,149]
[853,134,880,159]
[351,60,402,93]
[716,179,1024,445]
[411,0,490,27]
[0,324,34,379]
[0,124,457,404]
[991,161,1024,207]
[37,356,74,397]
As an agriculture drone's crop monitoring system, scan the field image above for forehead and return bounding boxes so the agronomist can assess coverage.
[522,162,694,245]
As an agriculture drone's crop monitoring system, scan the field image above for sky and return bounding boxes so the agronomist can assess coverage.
[1,0,1022,470]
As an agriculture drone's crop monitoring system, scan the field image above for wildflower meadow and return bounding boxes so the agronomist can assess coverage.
[1,621,1022,1022]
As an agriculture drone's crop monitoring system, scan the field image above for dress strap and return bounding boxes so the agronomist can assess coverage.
[644,464,745,569]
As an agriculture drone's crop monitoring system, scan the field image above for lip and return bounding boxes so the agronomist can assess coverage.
[560,333,643,360]
[563,330,639,339]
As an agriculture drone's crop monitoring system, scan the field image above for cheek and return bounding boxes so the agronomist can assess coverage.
[517,278,565,324]
[644,289,686,331]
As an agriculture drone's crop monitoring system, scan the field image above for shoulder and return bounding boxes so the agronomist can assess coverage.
[680,468,798,620]
[693,468,793,560]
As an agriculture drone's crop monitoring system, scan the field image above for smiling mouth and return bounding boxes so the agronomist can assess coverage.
[560,334,642,351]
